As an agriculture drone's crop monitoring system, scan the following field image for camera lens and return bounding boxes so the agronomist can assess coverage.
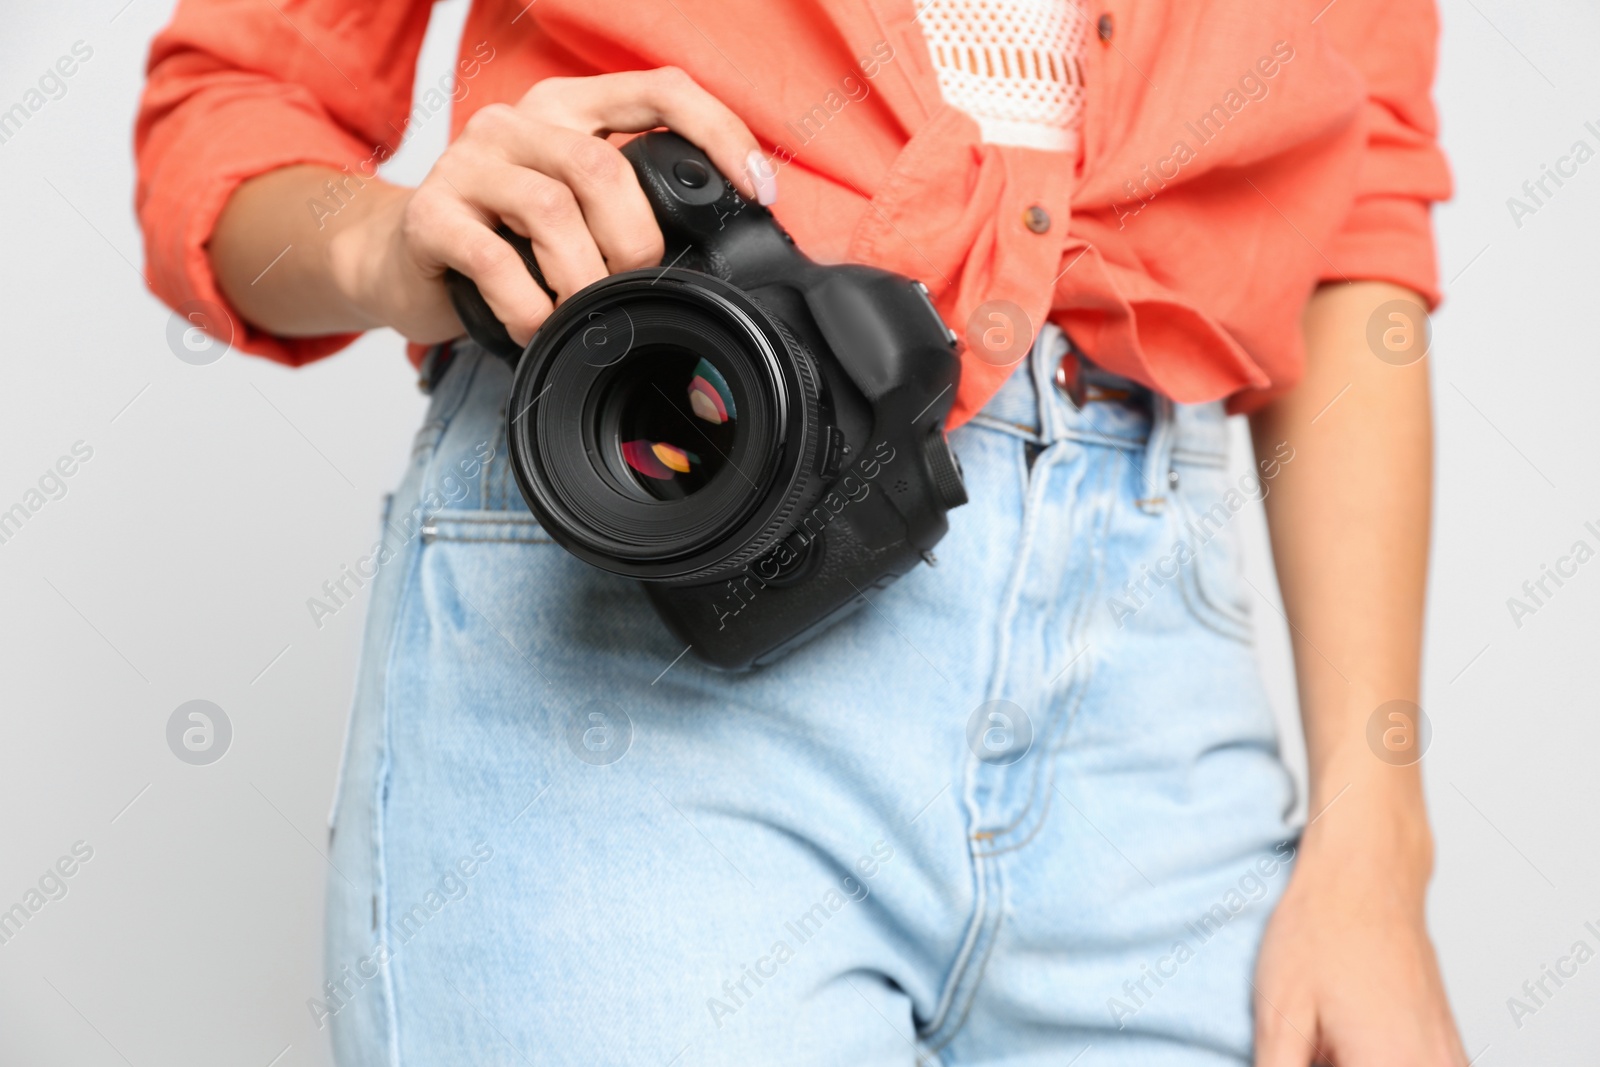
[504,269,824,582]
[605,349,740,501]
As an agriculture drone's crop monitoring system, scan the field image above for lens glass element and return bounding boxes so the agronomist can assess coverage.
[610,350,740,500]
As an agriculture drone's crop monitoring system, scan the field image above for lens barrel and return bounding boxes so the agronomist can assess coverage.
[505,268,823,582]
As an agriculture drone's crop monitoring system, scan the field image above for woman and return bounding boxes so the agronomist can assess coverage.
[136,0,1464,1062]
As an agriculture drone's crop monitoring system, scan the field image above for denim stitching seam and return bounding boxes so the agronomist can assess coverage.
[919,845,1007,1054]
[973,443,1116,858]
[1169,495,1254,643]
[373,347,482,1066]
[372,530,428,1067]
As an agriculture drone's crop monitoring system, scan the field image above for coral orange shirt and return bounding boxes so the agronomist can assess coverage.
[135,0,1450,425]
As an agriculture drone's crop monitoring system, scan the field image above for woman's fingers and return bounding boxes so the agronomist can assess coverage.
[399,66,775,347]
[525,67,777,204]
[1253,998,1316,1067]
[456,159,611,300]
[528,128,668,272]
[458,105,664,273]
[406,192,554,345]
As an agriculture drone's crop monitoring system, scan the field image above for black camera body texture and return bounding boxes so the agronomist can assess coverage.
[448,132,966,670]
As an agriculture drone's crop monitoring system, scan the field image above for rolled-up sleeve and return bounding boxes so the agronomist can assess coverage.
[134,0,434,364]
[1316,0,1453,307]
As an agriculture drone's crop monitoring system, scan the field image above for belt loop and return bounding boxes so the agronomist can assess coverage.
[1137,395,1176,514]
[418,341,456,395]
[1030,323,1071,442]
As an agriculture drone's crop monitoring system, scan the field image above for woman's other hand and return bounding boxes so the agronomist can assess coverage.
[212,67,775,345]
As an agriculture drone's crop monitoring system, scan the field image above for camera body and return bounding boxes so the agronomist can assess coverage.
[448,132,966,670]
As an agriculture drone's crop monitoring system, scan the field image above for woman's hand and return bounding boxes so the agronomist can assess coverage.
[213,68,775,345]
[1253,787,1467,1066]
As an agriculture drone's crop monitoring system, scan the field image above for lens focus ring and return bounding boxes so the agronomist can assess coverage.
[504,269,826,583]
[669,306,824,583]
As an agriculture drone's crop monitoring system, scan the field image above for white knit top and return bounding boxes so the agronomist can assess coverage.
[918,0,1090,154]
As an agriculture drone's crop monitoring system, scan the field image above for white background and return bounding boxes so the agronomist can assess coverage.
[1,1,1596,1063]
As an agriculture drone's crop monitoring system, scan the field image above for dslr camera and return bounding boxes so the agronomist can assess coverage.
[448,132,966,670]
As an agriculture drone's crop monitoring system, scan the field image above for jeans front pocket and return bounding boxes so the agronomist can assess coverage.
[1168,459,1255,644]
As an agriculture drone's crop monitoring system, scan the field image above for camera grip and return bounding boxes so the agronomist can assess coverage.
[444,224,558,364]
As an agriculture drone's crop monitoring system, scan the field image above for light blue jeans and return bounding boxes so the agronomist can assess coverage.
[324,325,1299,1065]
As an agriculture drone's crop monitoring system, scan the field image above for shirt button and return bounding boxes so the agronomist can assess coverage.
[1098,12,1114,42]
[1023,205,1051,234]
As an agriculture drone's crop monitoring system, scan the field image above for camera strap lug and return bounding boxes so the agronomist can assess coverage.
[820,426,848,478]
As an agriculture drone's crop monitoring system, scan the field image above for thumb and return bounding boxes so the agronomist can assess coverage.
[1253,983,1318,1067]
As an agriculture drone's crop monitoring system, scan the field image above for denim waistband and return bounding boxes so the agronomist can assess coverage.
[963,324,1231,513]
[968,325,1230,456]
[425,324,1233,518]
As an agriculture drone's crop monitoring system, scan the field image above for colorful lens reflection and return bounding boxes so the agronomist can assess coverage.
[622,439,701,481]
[688,358,737,425]
[609,350,739,500]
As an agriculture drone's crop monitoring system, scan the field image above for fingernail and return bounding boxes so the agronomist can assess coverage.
[745,149,777,206]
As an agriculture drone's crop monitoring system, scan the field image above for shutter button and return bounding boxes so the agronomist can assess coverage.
[1024,205,1051,234]
[672,160,709,188]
